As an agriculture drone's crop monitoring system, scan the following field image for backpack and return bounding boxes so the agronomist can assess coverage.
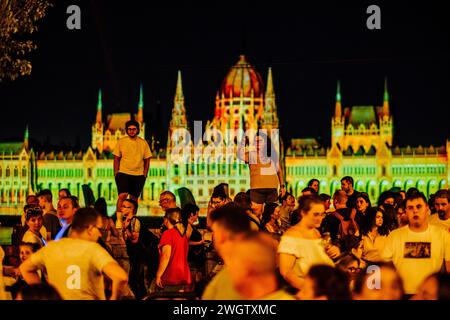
[331,209,359,239]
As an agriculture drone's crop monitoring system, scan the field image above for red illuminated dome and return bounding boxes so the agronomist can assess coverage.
[221,55,264,98]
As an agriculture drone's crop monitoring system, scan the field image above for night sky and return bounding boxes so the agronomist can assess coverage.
[1,0,449,151]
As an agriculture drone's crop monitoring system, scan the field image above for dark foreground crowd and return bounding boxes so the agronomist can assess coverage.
[1,177,450,300]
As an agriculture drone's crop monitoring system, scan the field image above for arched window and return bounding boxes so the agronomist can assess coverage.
[14,167,18,177]
[6,166,10,177]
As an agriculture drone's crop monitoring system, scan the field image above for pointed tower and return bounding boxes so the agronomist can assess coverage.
[167,71,191,189]
[380,78,393,147]
[331,80,345,147]
[382,78,390,118]
[23,125,29,151]
[136,83,145,139]
[91,88,104,151]
[261,67,279,132]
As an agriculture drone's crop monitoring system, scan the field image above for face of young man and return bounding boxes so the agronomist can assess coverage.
[126,125,138,138]
[406,197,429,229]
[310,181,319,193]
[341,180,352,194]
[210,197,225,209]
[57,198,77,223]
[434,197,449,219]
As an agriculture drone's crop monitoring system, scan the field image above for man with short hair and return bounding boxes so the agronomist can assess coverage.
[54,196,79,240]
[222,232,294,300]
[113,120,151,211]
[301,187,316,196]
[382,192,450,296]
[158,191,177,213]
[279,192,295,231]
[206,189,228,230]
[319,193,332,212]
[429,189,450,232]
[320,189,352,242]
[202,203,251,300]
[341,176,360,209]
[20,208,129,300]
[37,189,61,240]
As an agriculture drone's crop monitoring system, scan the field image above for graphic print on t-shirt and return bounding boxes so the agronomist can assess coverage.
[404,242,431,258]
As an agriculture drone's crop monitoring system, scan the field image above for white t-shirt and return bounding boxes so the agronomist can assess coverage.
[113,136,151,176]
[30,238,116,300]
[429,214,450,233]
[278,236,334,279]
[382,225,450,294]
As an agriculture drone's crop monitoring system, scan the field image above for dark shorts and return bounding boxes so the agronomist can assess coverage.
[250,188,278,204]
[115,172,146,198]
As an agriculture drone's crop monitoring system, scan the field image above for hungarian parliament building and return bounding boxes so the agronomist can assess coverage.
[0,55,448,215]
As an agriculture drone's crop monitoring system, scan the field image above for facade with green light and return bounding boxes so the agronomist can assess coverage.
[0,56,448,216]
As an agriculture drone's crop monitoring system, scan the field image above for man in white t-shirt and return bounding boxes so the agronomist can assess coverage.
[429,189,450,232]
[113,120,151,211]
[382,192,450,296]
[20,208,128,300]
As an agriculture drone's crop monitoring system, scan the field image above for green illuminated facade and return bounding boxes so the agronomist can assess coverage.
[0,56,448,215]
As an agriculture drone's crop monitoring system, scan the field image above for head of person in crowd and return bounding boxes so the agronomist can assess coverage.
[222,232,280,299]
[405,192,429,231]
[181,203,200,227]
[57,196,79,225]
[280,192,295,211]
[356,192,371,214]
[353,262,404,300]
[333,189,348,210]
[307,179,320,194]
[94,197,108,218]
[296,194,325,229]
[159,190,177,212]
[25,206,43,234]
[19,242,39,263]
[121,198,138,219]
[37,189,53,210]
[125,119,140,138]
[336,253,361,286]
[26,195,39,206]
[301,187,316,196]
[406,187,420,198]
[396,202,409,227]
[209,203,251,257]
[434,189,450,220]
[234,192,252,214]
[214,183,230,199]
[254,130,278,163]
[340,176,355,196]
[210,189,228,210]
[362,207,390,236]
[70,208,103,242]
[399,190,406,200]
[378,191,396,208]
[58,188,71,201]
[261,203,281,225]
[298,265,351,300]
[319,193,331,211]
[412,272,450,300]
[340,235,364,260]
[16,283,62,300]
[163,207,185,235]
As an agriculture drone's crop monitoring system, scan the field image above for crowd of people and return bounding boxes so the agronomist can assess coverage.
[1,122,450,300]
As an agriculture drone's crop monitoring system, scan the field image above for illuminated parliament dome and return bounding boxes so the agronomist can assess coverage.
[221,55,265,98]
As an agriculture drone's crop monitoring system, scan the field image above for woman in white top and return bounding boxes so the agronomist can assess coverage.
[278,194,340,291]
[22,207,46,249]
[361,207,389,263]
